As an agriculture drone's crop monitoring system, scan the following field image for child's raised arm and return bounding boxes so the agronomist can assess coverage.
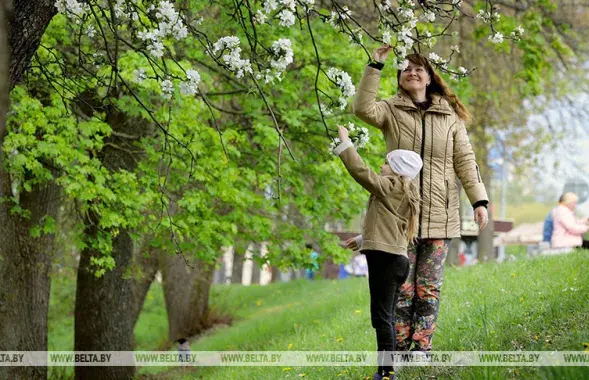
[333,126,397,198]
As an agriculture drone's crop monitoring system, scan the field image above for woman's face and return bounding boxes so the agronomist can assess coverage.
[399,61,431,94]
[565,201,577,211]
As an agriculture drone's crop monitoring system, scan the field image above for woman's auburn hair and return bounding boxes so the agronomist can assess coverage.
[396,53,471,123]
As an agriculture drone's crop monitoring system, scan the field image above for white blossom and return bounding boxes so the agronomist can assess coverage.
[157,1,179,21]
[398,6,414,19]
[382,30,392,45]
[186,69,200,83]
[222,48,253,78]
[86,24,96,38]
[161,79,174,99]
[476,10,491,23]
[213,36,241,53]
[148,40,164,57]
[132,68,147,83]
[270,38,294,71]
[489,32,504,44]
[396,59,409,71]
[337,97,347,111]
[261,69,283,84]
[511,25,524,39]
[395,45,407,59]
[327,11,339,27]
[329,137,341,153]
[282,0,296,11]
[398,27,414,48]
[327,67,355,98]
[320,103,332,116]
[421,10,435,22]
[408,16,418,29]
[254,10,268,24]
[264,0,278,13]
[458,66,467,74]
[428,52,443,63]
[423,31,433,48]
[173,23,188,39]
[55,0,88,17]
[340,6,352,19]
[451,45,460,53]
[377,0,392,12]
[278,10,296,27]
[300,0,315,9]
[348,29,363,47]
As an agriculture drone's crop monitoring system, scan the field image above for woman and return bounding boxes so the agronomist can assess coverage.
[551,192,589,250]
[353,45,489,355]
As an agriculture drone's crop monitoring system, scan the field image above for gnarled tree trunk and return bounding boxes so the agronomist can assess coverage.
[74,111,150,380]
[161,253,214,342]
[0,2,59,380]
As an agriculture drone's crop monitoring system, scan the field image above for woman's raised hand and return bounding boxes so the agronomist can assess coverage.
[373,45,393,63]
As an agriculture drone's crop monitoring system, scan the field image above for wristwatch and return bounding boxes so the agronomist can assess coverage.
[367,59,384,70]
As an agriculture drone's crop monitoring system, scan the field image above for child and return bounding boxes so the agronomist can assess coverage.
[333,125,422,380]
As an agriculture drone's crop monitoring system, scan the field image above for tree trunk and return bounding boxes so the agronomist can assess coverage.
[250,243,261,285]
[270,265,280,283]
[231,244,245,285]
[129,244,160,330]
[0,4,60,380]
[74,111,150,380]
[0,179,59,380]
[74,225,135,380]
[9,0,56,89]
[160,253,214,343]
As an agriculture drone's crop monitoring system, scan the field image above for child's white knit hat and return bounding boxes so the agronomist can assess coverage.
[386,150,423,180]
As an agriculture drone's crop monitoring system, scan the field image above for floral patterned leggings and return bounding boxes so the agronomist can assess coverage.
[395,239,450,351]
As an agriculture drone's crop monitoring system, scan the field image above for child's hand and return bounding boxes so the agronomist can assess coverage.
[345,237,358,250]
[338,125,350,143]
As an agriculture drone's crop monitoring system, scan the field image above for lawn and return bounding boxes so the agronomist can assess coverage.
[48,250,589,379]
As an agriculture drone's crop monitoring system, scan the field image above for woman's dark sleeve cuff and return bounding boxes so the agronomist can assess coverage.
[367,61,384,70]
[472,200,489,210]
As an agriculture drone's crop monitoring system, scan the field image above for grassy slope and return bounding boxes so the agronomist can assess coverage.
[48,251,589,379]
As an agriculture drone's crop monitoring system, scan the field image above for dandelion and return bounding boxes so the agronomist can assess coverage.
[355,309,361,314]
[287,343,293,349]
[256,299,262,306]
[336,337,344,342]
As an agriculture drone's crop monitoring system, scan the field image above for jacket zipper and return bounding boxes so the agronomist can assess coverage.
[445,179,450,209]
[418,113,426,238]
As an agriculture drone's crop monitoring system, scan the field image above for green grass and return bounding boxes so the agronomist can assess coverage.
[47,251,589,379]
